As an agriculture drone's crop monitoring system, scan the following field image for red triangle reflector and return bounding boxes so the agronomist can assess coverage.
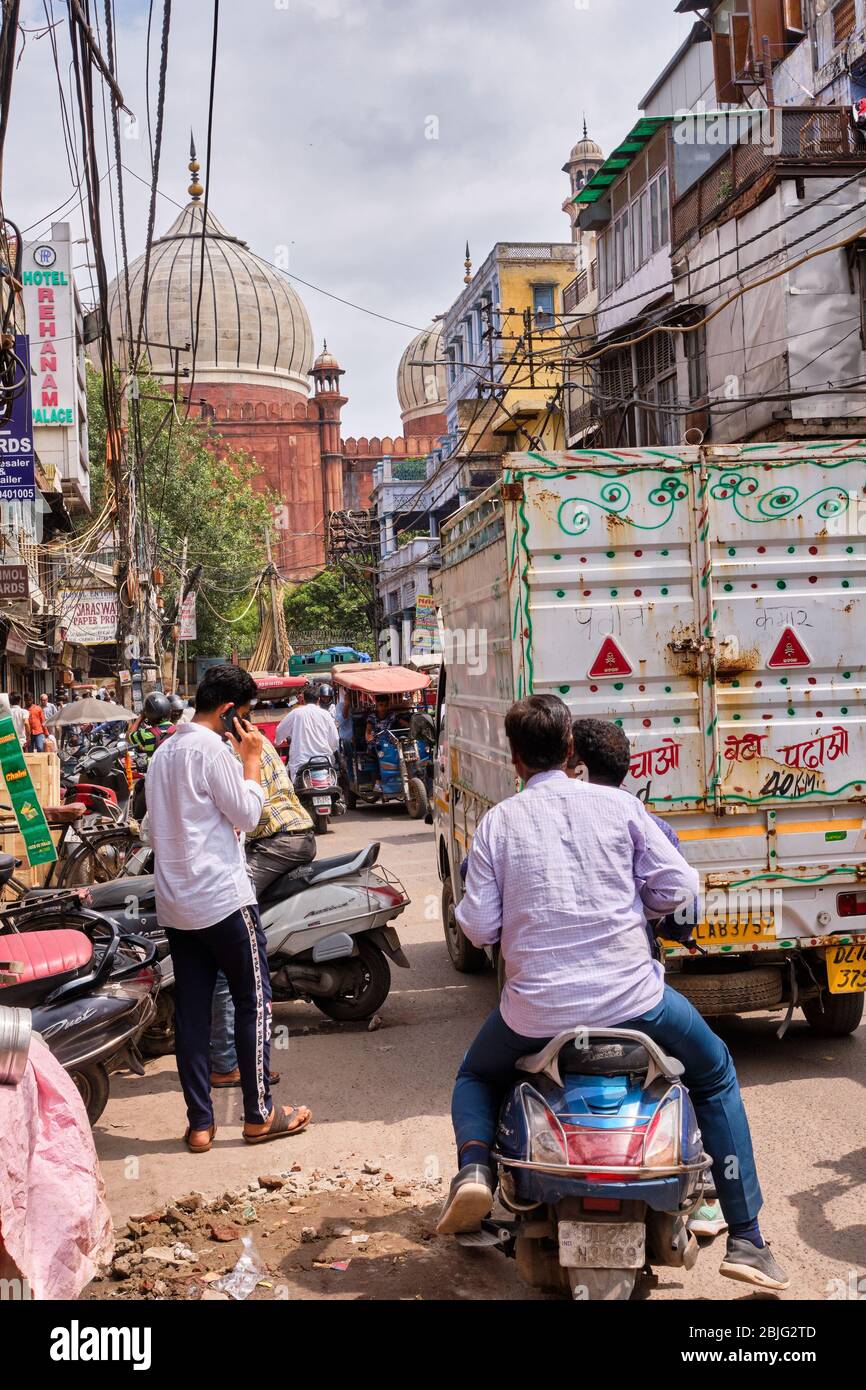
[588,637,633,680]
[767,627,811,669]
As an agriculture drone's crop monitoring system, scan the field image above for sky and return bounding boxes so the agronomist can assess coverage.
[9,0,695,438]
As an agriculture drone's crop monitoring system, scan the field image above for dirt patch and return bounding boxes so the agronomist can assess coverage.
[84,1168,541,1303]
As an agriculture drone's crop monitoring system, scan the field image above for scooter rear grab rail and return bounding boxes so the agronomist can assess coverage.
[516,1027,685,1089]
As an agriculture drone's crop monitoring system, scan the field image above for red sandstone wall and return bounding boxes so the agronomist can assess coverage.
[194,382,326,579]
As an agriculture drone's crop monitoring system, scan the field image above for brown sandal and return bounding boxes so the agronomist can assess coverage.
[184,1122,216,1153]
[243,1105,311,1145]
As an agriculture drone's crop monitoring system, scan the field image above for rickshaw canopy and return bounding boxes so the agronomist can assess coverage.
[249,673,309,699]
[332,662,431,696]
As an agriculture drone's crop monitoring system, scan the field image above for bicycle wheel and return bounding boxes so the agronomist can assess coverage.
[56,831,142,888]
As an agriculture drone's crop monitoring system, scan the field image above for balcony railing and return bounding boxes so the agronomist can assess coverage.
[671,106,866,251]
[563,262,597,314]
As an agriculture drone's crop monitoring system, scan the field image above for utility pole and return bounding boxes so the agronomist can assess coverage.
[169,534,188,694]
[114,373,141,708]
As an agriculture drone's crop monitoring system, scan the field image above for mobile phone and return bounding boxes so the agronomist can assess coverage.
[221,705,242,739]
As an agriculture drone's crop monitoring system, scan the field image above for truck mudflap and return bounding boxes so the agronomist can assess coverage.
[367,926,410,969]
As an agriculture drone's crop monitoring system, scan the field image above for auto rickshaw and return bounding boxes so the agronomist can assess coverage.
[333,663,432,819]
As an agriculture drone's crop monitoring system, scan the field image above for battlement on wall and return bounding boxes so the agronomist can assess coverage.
[342,433,438,458]
[206,398,319,424]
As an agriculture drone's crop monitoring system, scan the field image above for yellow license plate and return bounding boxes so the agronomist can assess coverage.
[695,919,775,945]
[826,943,866,994]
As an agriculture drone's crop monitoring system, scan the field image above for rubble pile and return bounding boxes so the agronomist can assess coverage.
[90,1162,446,1301]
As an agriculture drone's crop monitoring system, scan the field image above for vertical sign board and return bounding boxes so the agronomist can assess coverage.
[413,593,439,654]
[0,335,36,500]
[179,593,197,641]
[21,237,77,429]
[0,717,57,866]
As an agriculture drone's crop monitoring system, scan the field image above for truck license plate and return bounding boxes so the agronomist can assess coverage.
[695,918,774,945]
[826,943,866,994]
[557,1221,645,1270]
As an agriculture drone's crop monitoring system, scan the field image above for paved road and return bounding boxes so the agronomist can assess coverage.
[95,806,866,1301]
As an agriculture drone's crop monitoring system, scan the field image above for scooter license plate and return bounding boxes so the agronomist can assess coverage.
[312,797,331,811]
[558,1221,645,1270]
[826,942,866,993]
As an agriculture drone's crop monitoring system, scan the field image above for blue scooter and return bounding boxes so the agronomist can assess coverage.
[460,1027,711,1300]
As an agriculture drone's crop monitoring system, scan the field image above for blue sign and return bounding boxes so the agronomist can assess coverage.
[0,336,36,500]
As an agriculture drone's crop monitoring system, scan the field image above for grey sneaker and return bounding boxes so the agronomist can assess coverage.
[719,1238,790,1291]
[436,1164,494,1235]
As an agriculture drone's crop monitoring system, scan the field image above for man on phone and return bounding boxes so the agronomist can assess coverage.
[147,664,312,1152]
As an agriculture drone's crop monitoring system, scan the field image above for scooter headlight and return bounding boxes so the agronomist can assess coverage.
[523,1089,568,1166]
[643,1087,682,1168]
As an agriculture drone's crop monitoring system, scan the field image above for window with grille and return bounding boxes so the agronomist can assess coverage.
[833,0,856,47]
[598,349,637,446]
[636,331,678,446]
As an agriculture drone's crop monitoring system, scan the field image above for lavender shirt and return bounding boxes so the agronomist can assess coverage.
[455,770,699,1037]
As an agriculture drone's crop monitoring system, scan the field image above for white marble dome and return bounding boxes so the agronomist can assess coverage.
[396,321,447,425]
[107,198,314,396]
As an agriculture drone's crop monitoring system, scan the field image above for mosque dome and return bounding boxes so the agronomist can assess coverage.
[107,154,314,396]
[396,321,447,425]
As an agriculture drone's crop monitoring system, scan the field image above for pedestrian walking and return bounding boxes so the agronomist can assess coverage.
[26,693,47,752]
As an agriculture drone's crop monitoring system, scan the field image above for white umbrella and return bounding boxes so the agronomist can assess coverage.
[49,696,136,725]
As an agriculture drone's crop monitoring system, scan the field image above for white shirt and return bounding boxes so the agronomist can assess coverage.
[9,704,29,747]
[456,770,699,1036]
[146,721,264,930]
[276,703,339,779]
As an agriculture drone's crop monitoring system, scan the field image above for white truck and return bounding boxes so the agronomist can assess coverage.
[432,444,866,1035]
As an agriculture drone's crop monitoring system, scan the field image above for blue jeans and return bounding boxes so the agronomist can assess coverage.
[452,985,762,1226]
[211,973,237,1072]
[30,733,45,752]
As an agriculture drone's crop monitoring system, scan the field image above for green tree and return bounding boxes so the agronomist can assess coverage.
[85,366,277,657]
[283,566,373,649]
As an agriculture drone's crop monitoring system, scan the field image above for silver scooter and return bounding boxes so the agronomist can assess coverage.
[74,842,409,1055]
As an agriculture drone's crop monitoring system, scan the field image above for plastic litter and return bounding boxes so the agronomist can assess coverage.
[212,1235,266,1300]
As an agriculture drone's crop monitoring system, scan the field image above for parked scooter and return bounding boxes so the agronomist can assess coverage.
[460,1027,711,1300]
[0,855,159,1124]
[294,755,342,833]
[76,841,409,1056]
[62,737,134,822]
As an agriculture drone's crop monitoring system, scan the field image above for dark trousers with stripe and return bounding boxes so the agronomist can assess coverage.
[167,906,272,1130]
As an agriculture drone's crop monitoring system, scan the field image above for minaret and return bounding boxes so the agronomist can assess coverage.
[312,342,347,516]
[562,117,604,243]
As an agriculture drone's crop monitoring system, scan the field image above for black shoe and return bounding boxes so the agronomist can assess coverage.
[436,1165,494,1235]
[719,1238,790,1291]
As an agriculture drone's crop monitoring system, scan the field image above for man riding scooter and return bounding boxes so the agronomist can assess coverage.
[436,694,788,1291]
[275,684,339,783]
[129,692,177,763]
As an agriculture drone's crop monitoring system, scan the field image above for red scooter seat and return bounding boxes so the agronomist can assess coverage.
[0,929,93,987]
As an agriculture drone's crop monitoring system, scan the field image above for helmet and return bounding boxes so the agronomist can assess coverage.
[143,692,172,723]
[318,683,334,701]
[167,694,185,718]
